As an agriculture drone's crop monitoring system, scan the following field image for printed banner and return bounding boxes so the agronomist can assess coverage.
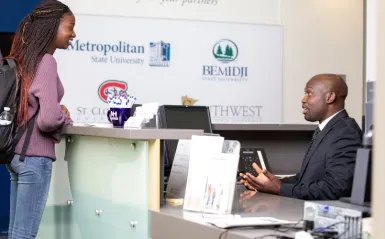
[62,0,280,25]
[55,15,283,124]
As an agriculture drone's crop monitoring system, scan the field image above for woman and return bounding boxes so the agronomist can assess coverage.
[6,0,76,238]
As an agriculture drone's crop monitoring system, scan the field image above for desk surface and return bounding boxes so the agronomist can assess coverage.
[150,186,305,239]
[62,125,204,140]
[212,124,317,131]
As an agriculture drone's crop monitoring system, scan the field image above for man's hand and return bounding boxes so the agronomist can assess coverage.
[61,105,70,117]
[240,176,257,191]
[240,163,282,195]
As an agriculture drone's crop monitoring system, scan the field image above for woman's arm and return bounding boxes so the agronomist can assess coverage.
[30,54,69,132]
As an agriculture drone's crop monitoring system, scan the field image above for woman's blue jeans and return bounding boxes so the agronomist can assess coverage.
[6,155,53,239]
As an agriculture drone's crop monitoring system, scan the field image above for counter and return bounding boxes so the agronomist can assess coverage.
[150,186,305,239]
[212,123,317,131]
[36,125,204,239]
[62,125,204,140]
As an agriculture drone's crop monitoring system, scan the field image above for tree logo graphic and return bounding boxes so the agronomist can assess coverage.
[212,39,238,63]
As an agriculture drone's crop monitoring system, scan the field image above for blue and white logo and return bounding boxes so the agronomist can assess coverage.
[149,41,171,67]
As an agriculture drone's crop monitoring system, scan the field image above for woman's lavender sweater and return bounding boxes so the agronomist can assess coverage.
[15,54,73,160]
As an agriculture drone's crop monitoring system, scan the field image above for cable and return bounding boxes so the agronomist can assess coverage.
[254,234,276,239]
[311,231,339,239]
[274,219,305,233]
[254,235,292,239]
[217,220,304,239]
[336,220,350,239]
[312,221,346,232]
[218,218,360,239]
[218,230,228,239]
[310,220,349,239]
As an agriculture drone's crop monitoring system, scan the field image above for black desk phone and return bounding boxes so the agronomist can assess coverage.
[237,148,269,181]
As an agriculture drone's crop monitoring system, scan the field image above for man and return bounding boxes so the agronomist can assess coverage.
[241,74,362,200]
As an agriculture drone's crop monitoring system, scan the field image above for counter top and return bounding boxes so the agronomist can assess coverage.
[150,186,305,239]
[212,124,317,131]
[62,125,204,140]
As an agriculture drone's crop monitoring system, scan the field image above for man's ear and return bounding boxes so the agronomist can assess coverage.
[326,92,336,104]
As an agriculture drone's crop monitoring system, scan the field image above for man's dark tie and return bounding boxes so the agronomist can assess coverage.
[299,127,321,173]
[305,127,321,157]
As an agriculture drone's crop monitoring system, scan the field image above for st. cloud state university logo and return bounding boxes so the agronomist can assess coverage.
[98,80,128,103]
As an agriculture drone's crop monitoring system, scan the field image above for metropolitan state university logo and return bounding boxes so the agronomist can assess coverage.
[98,80,128,102]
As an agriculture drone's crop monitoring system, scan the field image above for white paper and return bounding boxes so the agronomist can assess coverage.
[206,217,297,229]
[182,211,241,223]
[199,153,239,214]
[165,140,191,198]
[125,116,145,128]
[183,136,224,211]
[183,136,239,214]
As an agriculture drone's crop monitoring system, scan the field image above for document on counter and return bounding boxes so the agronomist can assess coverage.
[182,211,241,223]
[205,217,298,229]
[183,135,240,214]
[165,139,192,199]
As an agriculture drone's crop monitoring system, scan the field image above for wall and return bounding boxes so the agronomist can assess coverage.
[281,0,364,124]
[366,0,376,83]
[61,0,364,125]
[372,0,384,237]
[0,0,39,32]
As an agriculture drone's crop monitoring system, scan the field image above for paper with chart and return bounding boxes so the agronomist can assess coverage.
[200,153,239,213]
[183,135,240,214]
[183,135,224,211]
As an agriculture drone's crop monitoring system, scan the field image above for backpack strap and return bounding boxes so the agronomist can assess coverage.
[19,113,37,161]
[14,105,40,161]
[5,59,17,69]
[0,58,17,69]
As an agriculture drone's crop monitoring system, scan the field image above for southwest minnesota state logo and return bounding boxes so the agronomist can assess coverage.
[212,39,238,63]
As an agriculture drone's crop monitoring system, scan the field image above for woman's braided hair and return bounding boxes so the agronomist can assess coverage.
[8,0,71,126]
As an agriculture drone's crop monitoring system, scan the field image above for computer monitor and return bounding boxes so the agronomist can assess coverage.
[159,105,212,132]
[158,105,212,172]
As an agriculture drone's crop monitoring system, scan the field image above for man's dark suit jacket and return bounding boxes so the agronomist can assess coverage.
[280,110,362,200]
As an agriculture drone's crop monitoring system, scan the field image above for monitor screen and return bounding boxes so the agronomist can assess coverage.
[163,106,212,133]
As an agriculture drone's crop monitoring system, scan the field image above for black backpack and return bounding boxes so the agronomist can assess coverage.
[0,58,37,164]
